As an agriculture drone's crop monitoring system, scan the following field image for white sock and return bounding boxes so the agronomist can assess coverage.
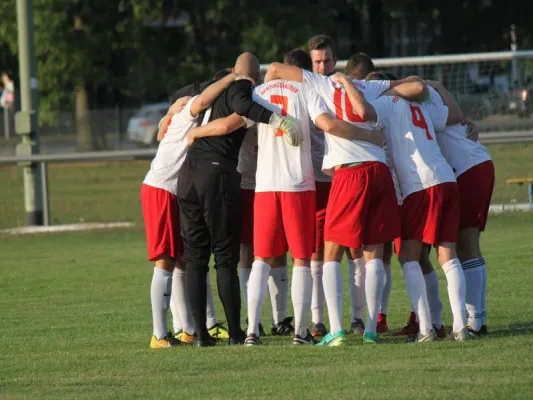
[268,266,289,325]
[311,261,325,324]
[365,259,384,335]
[151,267,172,339]
[323,262,343,334]
[462,258,484,331]
[206,273,217,329]
[292,266,313,338]
[481,259,487,325]
[380,263,392,315]
[401,262,432,336]
[169,286,182,333]
[442,258,467,333]
[424,271,443,328]
[238,267,252,309]
[354,257,366,320]
[247,261,270,336]
[171,268,195,334]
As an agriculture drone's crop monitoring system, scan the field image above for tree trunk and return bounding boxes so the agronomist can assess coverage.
[75,83,97,152]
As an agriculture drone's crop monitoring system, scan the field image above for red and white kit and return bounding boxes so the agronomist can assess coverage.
[426,86,494,231]
[237,126,258,245]
[302,70,400,248]
[252,79,328,259]
[371,94,458,247]
[141,97,198,260]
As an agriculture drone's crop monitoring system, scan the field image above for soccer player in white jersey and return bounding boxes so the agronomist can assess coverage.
[425,83,494,336]
[244,49,384,346]
[237,127,294,337]
[338,72,470,341]
[265,63,433,346]
[142,72,250,348]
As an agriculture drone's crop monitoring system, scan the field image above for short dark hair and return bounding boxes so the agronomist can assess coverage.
[284,49,312,71]
[308,35,337,58]
[345,53,375,80]
[212,68,232,81]
[365,71,388,81]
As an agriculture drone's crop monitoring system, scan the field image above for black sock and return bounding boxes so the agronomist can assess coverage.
[216,266,242,338]
[187,267,209,340]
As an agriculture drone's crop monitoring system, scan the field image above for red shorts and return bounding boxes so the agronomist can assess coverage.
[325,162,400,249]
[141,184,183,261]
[399,182,460,248]
[254,191,316,259]
[240,189,255,245]
[314,181,331,249]
[457,161,495,231]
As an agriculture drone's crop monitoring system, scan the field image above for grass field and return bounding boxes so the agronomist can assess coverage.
[1,213,533,399]
[1,143,532,229]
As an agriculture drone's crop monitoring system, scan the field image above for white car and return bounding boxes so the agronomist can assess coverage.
[126,102,170,146]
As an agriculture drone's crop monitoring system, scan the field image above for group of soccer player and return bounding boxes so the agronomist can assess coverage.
[141,34,494,348]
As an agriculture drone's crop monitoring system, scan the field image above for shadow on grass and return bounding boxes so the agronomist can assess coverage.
[488,322,533,338]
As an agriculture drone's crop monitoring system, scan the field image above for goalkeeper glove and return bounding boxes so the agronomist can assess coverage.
[269,114,302,146]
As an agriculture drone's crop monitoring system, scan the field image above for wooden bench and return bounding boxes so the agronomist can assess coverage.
[506,178,533,208]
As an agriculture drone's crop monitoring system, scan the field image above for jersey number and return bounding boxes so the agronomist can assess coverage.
[270,95,288,136]
[409,104,432,140]
[333,88,366,123]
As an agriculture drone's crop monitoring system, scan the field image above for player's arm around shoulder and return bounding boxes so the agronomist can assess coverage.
[332,72,377,122]
[264,62,304,83]
[425,80,463,125]
[384,79,429,102]
[187,113,248,146]
[156,96,192,142]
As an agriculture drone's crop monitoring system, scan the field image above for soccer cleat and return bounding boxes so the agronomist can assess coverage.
[376,313,388,333]
[196,336,217,347]
[450,328,470,342]
[434,324,447,339]
[310,322,328,338]
[393,312,419,336]
[351,318,365,336]
[150,332,181,349]
[208,322,230,340]
[293,330,316,345]
[246,318,266,337]
[363,332,379,344]
[415,329,438,343]
[175,331,197,344]
[271,316,295,336]
[316,330,347,347]
[244,334,260,346]
[480,325,488,335]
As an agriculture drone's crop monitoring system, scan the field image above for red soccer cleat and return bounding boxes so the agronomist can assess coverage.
[376,312,388,333]
[393,312,419,336]
[434,324,447,339]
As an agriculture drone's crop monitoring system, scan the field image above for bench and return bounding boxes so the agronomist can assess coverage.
[506,178,533,208]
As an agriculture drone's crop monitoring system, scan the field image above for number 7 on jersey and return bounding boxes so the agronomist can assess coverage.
[270,95,288,137]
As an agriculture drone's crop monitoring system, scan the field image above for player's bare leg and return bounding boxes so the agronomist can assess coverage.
[399,240,436,342]
[346,247,366,335]
[150,255,181,348]
[269,254,294,336]
[419,247,445,338]
[437,242,468,341]
[362,244,385,344]
[457,227,486,335]
[317,241,348,347]
[377,241,393,333]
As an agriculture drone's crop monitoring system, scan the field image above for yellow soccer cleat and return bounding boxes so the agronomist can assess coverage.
[150,332,181,349]
[208,322,230,340]
[175,331,197,345]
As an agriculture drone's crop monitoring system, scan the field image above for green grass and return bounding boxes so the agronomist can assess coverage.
[0,143,532,229]
[1,213,533,399]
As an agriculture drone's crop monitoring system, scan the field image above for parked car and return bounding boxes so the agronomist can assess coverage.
[126,102,169,146]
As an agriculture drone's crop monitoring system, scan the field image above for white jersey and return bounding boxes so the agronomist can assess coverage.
[302,70,389,175]
[310,124,332,182]
[252,80,328,192]
[143,96,198,195]
[425,86,492,177]
[237,126,258,190]
[371,95,456,199]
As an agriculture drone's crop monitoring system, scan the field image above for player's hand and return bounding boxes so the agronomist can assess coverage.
[331,72,351,86]
[464,119,479,141]
[187,129,199,146]
[269,114,302,146]
[169,96,191,116]
[233,73,256,87]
